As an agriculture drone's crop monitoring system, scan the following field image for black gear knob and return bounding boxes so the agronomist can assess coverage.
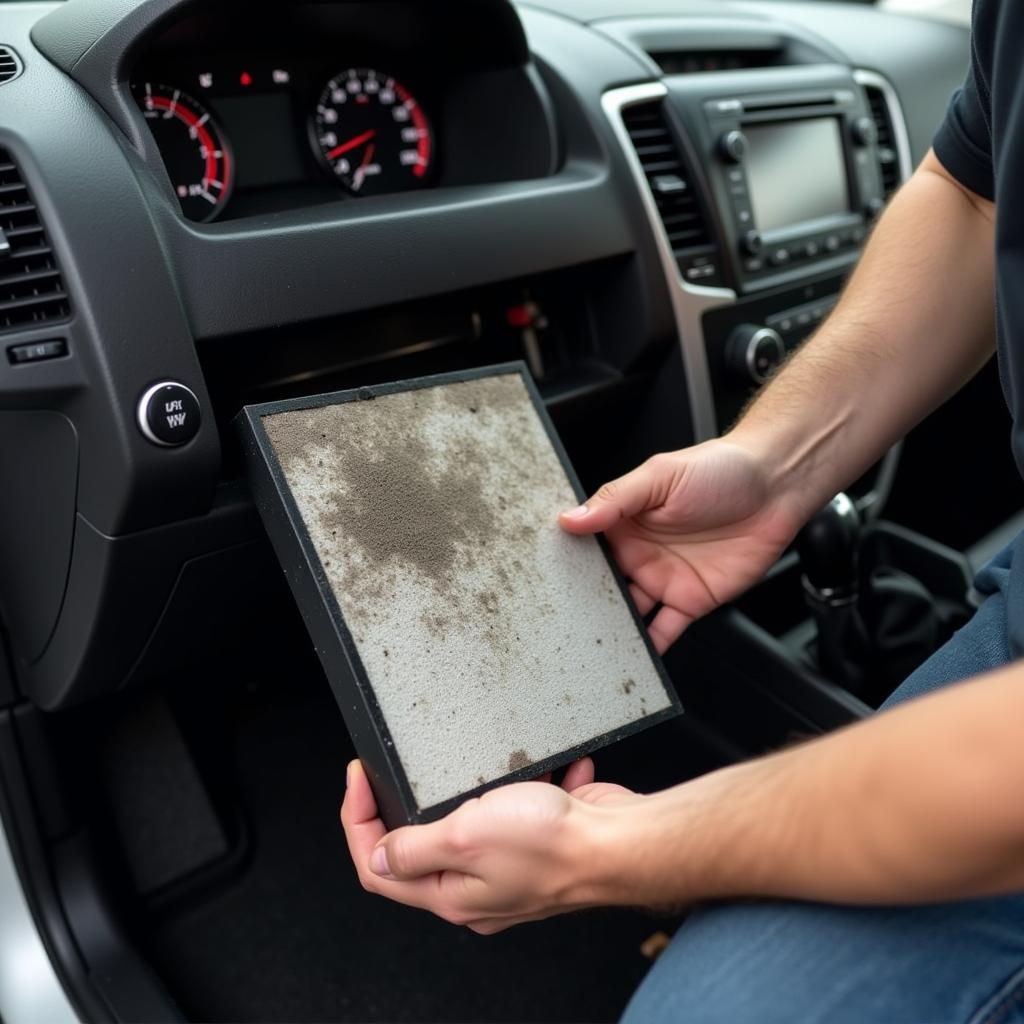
[795,493,862,599]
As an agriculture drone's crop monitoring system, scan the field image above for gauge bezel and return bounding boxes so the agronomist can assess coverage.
[308,67,436,197]
[134,81,235,223]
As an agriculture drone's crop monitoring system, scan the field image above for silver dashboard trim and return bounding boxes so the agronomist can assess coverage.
[0,818,79,1024]
[853,68,915,184]
[602,82,735,441]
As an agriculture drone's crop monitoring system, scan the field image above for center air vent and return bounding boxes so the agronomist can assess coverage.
[0,47,22,85]
[621,100,722,287]
[650,49,783,76]
[0,150,71,333]
[862,83,901,199]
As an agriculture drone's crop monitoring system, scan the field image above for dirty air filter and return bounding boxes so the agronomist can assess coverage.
[237,363,680,827]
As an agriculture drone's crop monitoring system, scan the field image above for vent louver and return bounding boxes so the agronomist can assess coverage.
[0,47,22,85]
[621,100,721,286]
[863,84,901,199]
[0,150,70,334]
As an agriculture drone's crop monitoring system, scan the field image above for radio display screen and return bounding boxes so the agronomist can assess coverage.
[744,118,849,233]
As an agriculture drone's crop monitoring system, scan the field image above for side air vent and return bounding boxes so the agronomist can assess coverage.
[650,49,783,76]
[863,84,901,199]
[0,47,23,85]
[0,150,71,333]
[621,100,722,287]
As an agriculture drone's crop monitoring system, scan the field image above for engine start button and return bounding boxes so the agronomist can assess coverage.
[137,381,201,447]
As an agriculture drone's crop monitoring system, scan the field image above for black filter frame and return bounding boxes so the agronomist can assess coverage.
[236,362,681,828]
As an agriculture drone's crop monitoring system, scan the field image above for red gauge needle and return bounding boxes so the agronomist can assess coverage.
[352,143,376,191]
[326,129,377,160]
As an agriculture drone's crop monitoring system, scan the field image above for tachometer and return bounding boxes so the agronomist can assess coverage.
[312,68,433,196]
[133,83,232,222]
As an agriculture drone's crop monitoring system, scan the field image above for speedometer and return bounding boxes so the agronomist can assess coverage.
[134,83,232,222]
[312,68,433,196]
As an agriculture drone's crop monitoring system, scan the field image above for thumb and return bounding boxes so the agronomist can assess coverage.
[559,460,664,535]
[370,818,461,881]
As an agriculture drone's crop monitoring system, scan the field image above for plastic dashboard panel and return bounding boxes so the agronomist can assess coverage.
[0,0,679,710]
[30,0,646,341]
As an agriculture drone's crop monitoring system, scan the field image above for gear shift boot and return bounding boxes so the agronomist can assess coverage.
[795,497,973,705]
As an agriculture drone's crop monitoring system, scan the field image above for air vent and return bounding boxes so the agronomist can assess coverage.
[621,100,722,286]
[650,49,783,76]
[0,47,22,86]
[863,84,901,199]
[0,150,70,333]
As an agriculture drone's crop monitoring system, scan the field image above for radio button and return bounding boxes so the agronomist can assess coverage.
[137,381,201,448]
[718,130,747,164]
[769,248,790,267]
[803,241,821,258]
[824,234,842,253]
[851,116,877,147]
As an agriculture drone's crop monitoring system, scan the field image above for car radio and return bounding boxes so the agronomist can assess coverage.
[667,69,887,294]
[705,88,883,287]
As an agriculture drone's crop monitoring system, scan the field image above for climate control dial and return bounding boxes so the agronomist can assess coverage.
[726,325,786,385]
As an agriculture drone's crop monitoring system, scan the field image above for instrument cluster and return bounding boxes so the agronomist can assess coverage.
[132,54,437,222]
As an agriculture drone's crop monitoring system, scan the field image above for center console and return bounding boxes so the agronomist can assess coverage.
[600,39,925,737]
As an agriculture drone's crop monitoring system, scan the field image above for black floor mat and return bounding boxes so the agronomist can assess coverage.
[141,678,728,1023]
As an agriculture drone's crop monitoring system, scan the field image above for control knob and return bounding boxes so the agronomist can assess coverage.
[718,129,747,164]
[726,324,786,385]
[740,230,763,256]
[137,381,202,447]
[864,196,886,219]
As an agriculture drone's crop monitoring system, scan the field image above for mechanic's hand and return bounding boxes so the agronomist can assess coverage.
[559,438,802,652]
[341,758,639,934]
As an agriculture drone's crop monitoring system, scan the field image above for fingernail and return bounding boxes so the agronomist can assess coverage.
[562,505,589,519]
[346,762,352,788]
[370,845,392,877]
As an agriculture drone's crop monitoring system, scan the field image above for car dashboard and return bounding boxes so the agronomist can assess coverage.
[0,0,971,709]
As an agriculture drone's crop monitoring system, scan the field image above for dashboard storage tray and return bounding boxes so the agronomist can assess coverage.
[236,363,680,827]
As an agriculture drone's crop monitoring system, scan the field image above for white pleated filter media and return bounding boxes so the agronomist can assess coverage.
[261,371,674,811]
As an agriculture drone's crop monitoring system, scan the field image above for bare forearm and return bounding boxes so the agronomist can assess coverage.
[731,149,996,524]
[585,662,1024,908]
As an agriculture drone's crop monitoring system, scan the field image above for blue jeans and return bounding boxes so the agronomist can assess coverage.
[623,544,1024,1024]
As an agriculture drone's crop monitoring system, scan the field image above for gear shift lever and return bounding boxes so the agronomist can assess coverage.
[796,492,861,597]
[795,493,871,694]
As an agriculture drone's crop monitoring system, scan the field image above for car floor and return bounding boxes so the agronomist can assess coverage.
[120,665,731,1024]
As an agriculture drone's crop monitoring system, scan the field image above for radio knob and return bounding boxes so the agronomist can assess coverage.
[726,325,786,385]
[718,129,747,164]
[851,116,877,147]
[864,196,885,219]
[740,230,763,256]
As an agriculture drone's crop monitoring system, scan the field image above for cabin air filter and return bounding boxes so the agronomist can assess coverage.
[236,363,680,828]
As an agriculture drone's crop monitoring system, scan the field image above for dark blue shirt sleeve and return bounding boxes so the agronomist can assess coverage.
[933,58,995,200]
